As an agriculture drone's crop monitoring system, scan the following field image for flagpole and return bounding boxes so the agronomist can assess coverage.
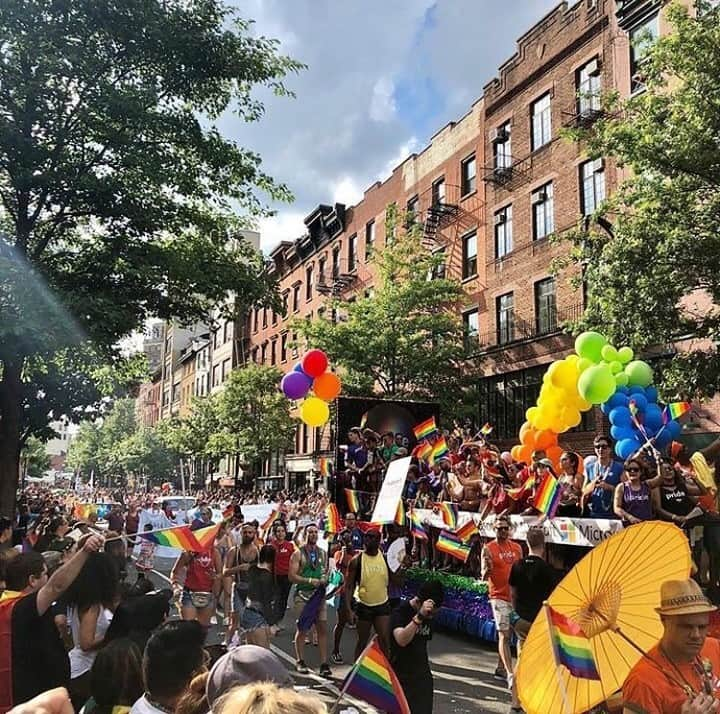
[543,604,572,714]
[328,635,378,714]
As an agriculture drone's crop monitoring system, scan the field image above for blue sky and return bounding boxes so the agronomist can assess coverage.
[224,0,560,253]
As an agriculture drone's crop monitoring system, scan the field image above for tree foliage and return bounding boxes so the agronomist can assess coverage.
[563,2,720,398]
[293,212,476,417]
[21,437,51,479]
[0,0,302,511]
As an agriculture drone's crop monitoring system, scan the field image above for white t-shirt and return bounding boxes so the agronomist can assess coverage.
[68,605,112,678]
[130,695,166,714]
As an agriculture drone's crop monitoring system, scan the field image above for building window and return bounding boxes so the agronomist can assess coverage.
[365,220,375,259]
[261,343,267,364]
[492,122,512,169]
[494,205,513,259]
[462,230,478,279]
[306,265,313,300]
[262,307,268,328]
[580,159,606,215]
[253,308,259,332]
[385,204,396,244]
[535,277,557,335]
[213,329,220,350]
[463,308,479,350]
[531,93,552,150]
[532,182,554,240]
[281,333,288,362]
[282,292,289,317]
[577,57,601,115]
[302,423,309,453]
[221,358,231,382]
[252,347,259,363]
[431,177,446,206]
[223,320,231,343]
[406,196,419,228]
[292,284,301,313]
[332,246,341,279]
[348,233,358,272]
[461,154,476,196]
[496,292,515,345]
[270,339,277,365]
[428,248,446,280]
[271,309,277,326]
[318,256,326,284]
[212,364,220,387]
[630,14,659,94]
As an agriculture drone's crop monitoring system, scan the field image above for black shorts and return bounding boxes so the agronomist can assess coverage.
[354,601,391,621]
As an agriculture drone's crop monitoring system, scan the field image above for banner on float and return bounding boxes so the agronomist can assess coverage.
[413,509,623,548]
[371,456,411,525]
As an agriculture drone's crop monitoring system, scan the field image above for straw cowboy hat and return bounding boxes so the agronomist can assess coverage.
[655,579,717,616]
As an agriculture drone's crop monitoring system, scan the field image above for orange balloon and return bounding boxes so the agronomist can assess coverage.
[312,372,341,401]
[534,429,557,450]
[519,421,534,446]
[517,445,534,464]
[511,445,525,462]
[547,444,563,463]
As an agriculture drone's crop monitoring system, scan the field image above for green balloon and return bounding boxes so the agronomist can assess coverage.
[575,331,607,364]
[578,364,616,405]
[601,344,619,363]
[609,360,623,374]
[617,346,634,365]
[625,360,654,387]
[615,372,629,387]
[577,357,594,372]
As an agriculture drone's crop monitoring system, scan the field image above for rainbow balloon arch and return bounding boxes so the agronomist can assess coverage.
[511,331,683,467]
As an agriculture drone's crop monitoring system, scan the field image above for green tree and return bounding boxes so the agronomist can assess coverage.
[0,0,303,512]
[20,437,51,480]
[293,213,475,417]
[116,427,177,488]
[216,365,295,482]
[563,2,720,398]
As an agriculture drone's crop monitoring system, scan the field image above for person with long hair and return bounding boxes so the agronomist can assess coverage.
[268,522,295,626]
[214,682,326,714]
[64,552,120,710]
[81,638,143,714]
[556,452,583,517]
[170,545,223,630]
[613,457,663,526]
[242,545,280,648]
[35,515,70,553]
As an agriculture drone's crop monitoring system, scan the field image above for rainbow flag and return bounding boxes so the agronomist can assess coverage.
[394,499,407,526]
[547,606,601,680]
[628,399,639,417]
[343,637,411,714]
[436,502,459,529]
[436,530,471,563]
[664,401,691,422]
[409,510,428,541]
[429,436,449,465]
[193,523,221,551]
[73,503,96,520]
[138,525,201,551]
[454,518,479,542]
[261,509,280,532]
[507,476,534,501]
[222,504,234,520]
[412,441,432,462]
[480,423,493,436]
[345,489,361,513]
[319,457,332,478]
[534,474,561,517]
[325,504,342,534]
[413,417,437,441]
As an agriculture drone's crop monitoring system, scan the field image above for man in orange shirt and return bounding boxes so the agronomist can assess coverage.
[481,514,523,690]
[623,579,720,714]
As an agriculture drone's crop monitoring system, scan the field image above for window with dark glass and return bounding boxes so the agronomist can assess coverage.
[318,256,327,284]
[306,265,313,300]
[463,308,479,350]
[406,195,419,228]
[462,230,477,279]
[492,122,512,169]
[348,234,357,272]
[630,14,659,94]
[332,246,341,279]
[281,333,287,362]
[262,307,268,328]
[292,284,300,313]
[282,292,289,317]
[260,343,267,364]
[577,57,601,114]
[494,205,513,259]
[365,220,375,259]
[532,182,554,240]
[461,154,476,196]
[535,277,557,335]
[496,292,515,344]
[302,423,309,453]
[270,339,277,365]
[431,177,446,206]
[531,93,552,150]
[428,248,446,280]
[253,308,259,332]
[580,159,605,215]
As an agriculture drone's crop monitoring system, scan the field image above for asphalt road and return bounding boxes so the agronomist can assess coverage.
[143,557,512,714]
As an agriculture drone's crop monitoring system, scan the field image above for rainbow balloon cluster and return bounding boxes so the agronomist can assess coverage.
[512,331,685,466]
[280,349,341,428]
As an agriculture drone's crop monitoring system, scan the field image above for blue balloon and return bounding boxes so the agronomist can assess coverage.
[645,386,659,403]
[293,363,306,373]
[644,405,664,432]
[601,402,610,415]
[629,385,645,395]
[616,437,641,460]
[629,393,648,412]
[606,392,629,410]
[618,386,630,394]
[609,406,633,428]
[655,430,673,449]
[665,420,682,440]
[611,425,636,442]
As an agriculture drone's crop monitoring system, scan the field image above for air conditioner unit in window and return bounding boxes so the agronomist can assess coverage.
[585,58,601,76]
[494,212,507,226]
[532,189,547,204]
[490,126,509,143]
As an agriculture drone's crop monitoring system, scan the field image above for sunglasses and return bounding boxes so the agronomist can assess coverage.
[496,525,510,530]
[594,444,610,449]
[626,467,641,473]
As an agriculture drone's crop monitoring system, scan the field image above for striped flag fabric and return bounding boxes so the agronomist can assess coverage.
[345,488,361,513]
[435,530,471,563]
[319,457,332,478]
[412,441,432,462]
[413,416,437,441]
[138,525,201,551]
[480,423,493,436]
[222,504,234,520]
[342,637,411,714]
[534,474,561,517]
[409,510,428,541]
[507,476,534,501]
[664,401,691,422]
[454,518,479,542]
[429,436,449,465]
[325,504,342,534]
[260,508,280,532]
[193,523,222,551]
[394,499,407,526]
[547,606,601,680]
[436,502,459,529]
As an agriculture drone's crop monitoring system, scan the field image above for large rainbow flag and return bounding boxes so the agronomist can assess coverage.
[325,504,342,534]
[436,501,459,529]
[138,525,201,551]
[428,436,449,466]
[409,510,428,541]
[193,523,221,551]
[454,518,479,542]
[435,530,471,563]
[342,637,411,714]
[547,606,600,680]
[534,474,561,517]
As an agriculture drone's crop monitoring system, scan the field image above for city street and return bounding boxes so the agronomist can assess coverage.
[145,557,511,713]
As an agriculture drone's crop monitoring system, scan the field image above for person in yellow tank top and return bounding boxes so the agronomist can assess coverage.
[344,527,409,658]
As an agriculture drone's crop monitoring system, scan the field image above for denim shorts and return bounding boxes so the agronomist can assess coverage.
[241,607,268,631]
[181,589,214,610]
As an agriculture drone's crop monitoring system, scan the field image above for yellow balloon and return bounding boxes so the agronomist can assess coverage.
[526,406,539,423]
[550,360,578,391]
[299,397,329,427]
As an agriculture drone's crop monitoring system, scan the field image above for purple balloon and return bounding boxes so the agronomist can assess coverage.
[281,371,311,400]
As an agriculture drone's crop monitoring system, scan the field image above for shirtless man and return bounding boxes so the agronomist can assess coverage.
[223,523,259,646]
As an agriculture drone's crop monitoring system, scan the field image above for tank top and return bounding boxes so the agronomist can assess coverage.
[356,552,389,607]
[296,546,324,594]
[184,551,215,592]
[622,482,653,522]
[660,481,693,516]
[233,545,258,592]
[68,605,112,678]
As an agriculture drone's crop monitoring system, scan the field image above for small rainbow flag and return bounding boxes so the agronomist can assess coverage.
[480,423,493,436]
[454,518,479,542]
[345,489,361,513]
[193,523,221,551]
[429,436,449,465]
[138,525,201,551]
[412,441,432,462]
[534,473,561,517]
[73,503,96,520]
[319,457,332,478]
[547,606,601,680]
[436,502,459,529]
[628,399,639,417]
[413,417,437,441]
[343,637,411,714]
[409,510,428,541]
[325,504,342,534]
[664,401,691,422]
[394,499,407,526]
[261,509,280,532]
[222,504,234,520]
[436,530,471,563]
[507,476,534,501]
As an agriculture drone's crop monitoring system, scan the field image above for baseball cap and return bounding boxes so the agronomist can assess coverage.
[206,645,292,705]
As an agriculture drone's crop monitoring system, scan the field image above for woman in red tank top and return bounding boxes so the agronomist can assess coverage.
[170,546,222,628]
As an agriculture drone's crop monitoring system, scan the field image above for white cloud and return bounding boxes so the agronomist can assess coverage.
[369,77,397,122]
[257,211,306,254]
[331,176,364,207]
[378,137,421,182]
